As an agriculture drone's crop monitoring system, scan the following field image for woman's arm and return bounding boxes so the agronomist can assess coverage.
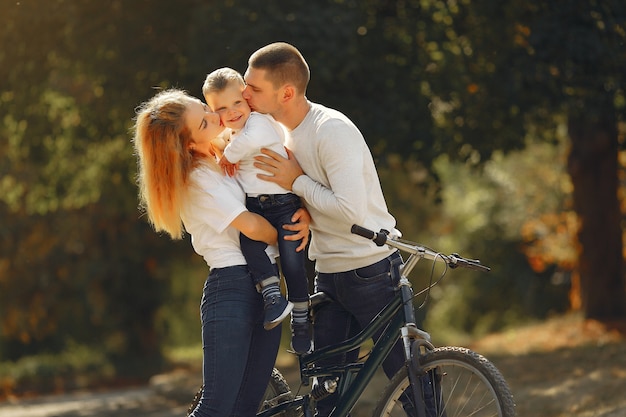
[232,207,311,251]
[230,211,278,245]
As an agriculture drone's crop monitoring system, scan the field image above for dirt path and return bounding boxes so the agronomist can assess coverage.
[0,386,186,417]
[1,313,625,417]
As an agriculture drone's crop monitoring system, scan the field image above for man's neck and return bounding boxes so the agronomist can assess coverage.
[278,97,311,131]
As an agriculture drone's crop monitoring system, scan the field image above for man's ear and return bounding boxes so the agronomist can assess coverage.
[281,85,295,103]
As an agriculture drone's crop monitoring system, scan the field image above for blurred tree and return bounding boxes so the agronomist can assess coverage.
[0,0,201,367]
[369,0,626,320]
[519,1,626,320]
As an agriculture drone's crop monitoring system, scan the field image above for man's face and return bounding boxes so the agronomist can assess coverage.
[242,67,280,116]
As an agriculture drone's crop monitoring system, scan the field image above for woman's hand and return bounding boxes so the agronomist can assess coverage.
[283,207,311,252]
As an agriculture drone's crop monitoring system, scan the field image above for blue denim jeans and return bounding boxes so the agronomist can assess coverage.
[241,193,309,303]
[188,265,281,417]
[313,251,405,417]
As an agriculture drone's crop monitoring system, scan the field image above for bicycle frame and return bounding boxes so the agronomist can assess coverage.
[257,287,416,417]
[258,276,431,416]
[257,226,489,417]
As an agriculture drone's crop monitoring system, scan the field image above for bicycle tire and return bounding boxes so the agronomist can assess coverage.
[186,368,297,416]
[258,367,301,417]
[373,346,516,417]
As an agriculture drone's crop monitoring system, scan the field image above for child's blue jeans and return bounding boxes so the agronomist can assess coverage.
[241,193,309,303]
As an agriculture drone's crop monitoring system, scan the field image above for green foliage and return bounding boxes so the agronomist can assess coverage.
[0,342,115,396]
[0,0,203,365]
[379,132,573,340]
[154,256,207,348]
[424,138,573,339]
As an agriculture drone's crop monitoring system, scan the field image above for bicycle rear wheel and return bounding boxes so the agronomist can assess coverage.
[187,368,296,416]
[373,346,515,417]
[258,367,301,417]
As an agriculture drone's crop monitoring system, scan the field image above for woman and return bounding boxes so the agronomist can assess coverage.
[132,88,309,416]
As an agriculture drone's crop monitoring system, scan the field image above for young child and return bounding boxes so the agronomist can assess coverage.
[203,67,311,354]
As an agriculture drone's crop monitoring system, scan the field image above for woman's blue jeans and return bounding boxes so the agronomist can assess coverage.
[188,265,281,417]
[313,251,405,417]
[241,193,309,303]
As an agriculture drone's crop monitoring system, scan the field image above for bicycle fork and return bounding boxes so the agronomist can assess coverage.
[398,276,436,417]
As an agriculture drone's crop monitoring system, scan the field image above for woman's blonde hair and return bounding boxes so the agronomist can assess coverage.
[132,89,209,239]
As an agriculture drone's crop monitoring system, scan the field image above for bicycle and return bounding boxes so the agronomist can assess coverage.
[188,224,516,417]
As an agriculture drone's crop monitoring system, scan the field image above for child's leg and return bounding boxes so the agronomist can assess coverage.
[269,197,309,304]
[239,233,293,330]
[276,229,309,302]
[249,193,311,352]
[275,208,312,354]
[239,232,275,287]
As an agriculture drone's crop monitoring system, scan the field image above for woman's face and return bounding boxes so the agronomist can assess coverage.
[185,97,226,156]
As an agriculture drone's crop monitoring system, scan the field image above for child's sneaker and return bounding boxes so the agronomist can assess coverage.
[263,294,293,330]
[290,319,312,354]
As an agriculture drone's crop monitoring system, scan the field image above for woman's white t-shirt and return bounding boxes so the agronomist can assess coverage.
[180,164,277,269]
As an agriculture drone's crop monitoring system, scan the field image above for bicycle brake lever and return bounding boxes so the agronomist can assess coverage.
[451,253,490,272]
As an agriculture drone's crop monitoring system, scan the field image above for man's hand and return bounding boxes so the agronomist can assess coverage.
[283,207,311,252]
[218,156,238,177]
[254,147,304,191]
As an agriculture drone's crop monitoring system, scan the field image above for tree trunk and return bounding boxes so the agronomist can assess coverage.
[567,108,626,320]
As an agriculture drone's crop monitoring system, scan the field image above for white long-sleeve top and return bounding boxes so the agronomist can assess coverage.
[287,101,398,273]
[224,112,292,197]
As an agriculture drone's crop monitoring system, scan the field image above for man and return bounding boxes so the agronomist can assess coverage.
[243,42,405,417]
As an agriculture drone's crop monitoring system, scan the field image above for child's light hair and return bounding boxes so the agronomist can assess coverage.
[202,67,245,98]
[132,89,217,239]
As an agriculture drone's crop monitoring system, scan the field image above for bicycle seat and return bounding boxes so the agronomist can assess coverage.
[310,291,332,308]
[309,292,333,321]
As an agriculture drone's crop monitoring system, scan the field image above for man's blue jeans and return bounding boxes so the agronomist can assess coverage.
[241,193,309,303]
[188,265,281,417]
[313,251,405,417]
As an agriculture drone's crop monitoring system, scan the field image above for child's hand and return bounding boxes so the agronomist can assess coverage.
[219,156,238,177]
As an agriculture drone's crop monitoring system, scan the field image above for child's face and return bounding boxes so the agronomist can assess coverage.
[205,83,251,132]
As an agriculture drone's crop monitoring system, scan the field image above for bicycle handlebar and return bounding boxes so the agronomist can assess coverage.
[351,224,389,246]
[351,224,491,272]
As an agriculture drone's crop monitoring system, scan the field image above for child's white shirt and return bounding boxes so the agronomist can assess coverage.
[223,112,292,196]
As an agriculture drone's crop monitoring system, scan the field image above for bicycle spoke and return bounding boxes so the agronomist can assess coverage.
[373,347,515,417]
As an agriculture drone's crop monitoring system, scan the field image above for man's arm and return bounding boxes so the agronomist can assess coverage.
[254,133,368,225]
[283,207,311,252]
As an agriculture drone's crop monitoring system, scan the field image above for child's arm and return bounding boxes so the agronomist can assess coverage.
[218,155,238,177]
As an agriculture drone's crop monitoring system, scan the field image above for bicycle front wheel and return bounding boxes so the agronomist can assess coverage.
[373,346,515,417]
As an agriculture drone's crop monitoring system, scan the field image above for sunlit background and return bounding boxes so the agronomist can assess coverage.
[1,0,624,404]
